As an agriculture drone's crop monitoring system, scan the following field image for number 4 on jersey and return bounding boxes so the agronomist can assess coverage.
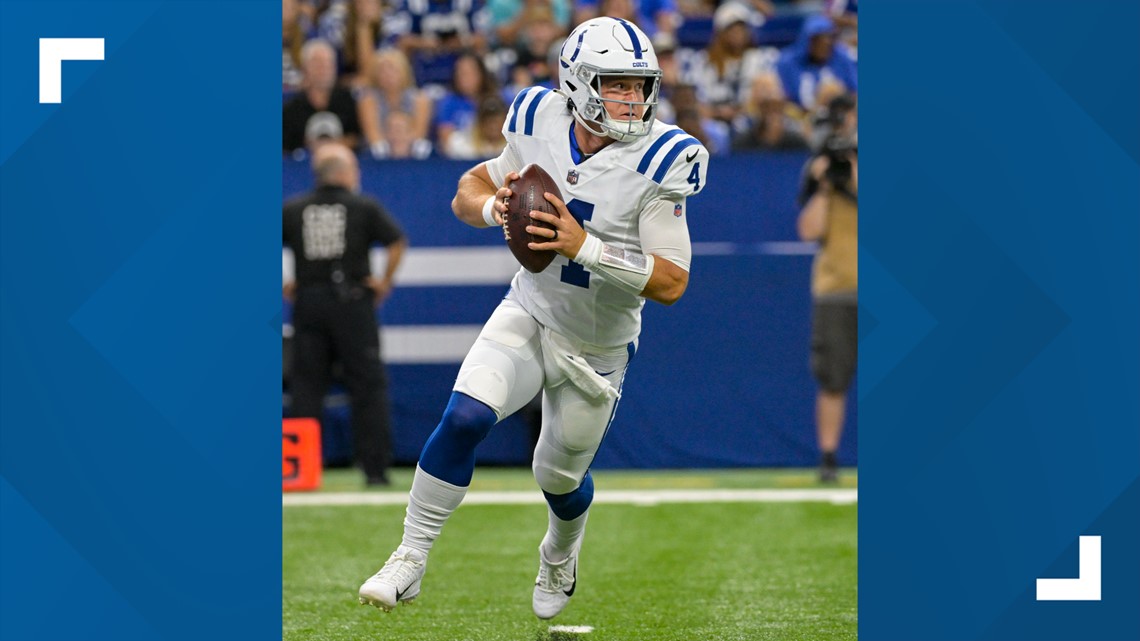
[687,163,701,193]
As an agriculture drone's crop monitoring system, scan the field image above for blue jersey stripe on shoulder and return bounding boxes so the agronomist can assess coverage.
[507,89,530,133]
[636,129,685,175]
[651,137,700,184]
[523,88,552,136]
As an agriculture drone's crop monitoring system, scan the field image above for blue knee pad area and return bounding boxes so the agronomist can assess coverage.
[543,471,594,521]
[418,392,497,486]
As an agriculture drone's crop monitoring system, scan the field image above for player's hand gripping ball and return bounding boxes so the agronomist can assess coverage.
[504,164,562,273]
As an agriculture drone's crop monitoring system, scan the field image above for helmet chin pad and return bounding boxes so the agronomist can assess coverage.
[573,97,655,142]
[600,103,654,141]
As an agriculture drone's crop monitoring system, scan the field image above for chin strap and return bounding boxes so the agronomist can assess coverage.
[573,110,646,143]
[572,110,608,140]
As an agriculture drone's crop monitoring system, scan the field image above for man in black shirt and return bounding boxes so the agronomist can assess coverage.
[284,143,406,486]
[284,40,362,154]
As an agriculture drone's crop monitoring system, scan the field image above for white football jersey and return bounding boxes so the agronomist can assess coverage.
[486,86,710,347]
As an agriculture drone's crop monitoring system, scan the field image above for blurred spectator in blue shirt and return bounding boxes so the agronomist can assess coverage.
[310,0,386,86]
[500,56,554,106]
[444,96,509,159]
[574,0,680,39]
[433,51,499,151]
[387,0,489,52]
[385,0,490,87]
[774,14,857,111]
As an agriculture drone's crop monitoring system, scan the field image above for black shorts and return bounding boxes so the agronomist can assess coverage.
[810,299,857,393]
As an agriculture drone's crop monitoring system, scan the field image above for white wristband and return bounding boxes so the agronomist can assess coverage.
[573,233,604,268]
[482,195,499,227]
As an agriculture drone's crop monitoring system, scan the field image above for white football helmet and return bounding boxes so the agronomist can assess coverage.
[558,17,662,142]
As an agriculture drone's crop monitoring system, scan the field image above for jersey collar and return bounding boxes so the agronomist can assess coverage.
[568,122,591,165]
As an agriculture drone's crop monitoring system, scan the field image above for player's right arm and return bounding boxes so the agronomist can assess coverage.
[454,86,554,228]
[451,142,524,228]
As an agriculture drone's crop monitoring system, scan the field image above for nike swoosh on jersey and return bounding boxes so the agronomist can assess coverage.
[685,150,698,163]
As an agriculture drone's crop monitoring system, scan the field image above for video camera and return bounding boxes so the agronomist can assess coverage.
[823,134,857,191]
[814,93,857,192]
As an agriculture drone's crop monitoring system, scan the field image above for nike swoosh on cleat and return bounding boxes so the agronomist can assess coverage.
[563,564,577,597]
[395,586,409,601]
[685,150,698,163]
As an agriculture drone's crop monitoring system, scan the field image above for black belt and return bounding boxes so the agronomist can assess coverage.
[297,280,370,302]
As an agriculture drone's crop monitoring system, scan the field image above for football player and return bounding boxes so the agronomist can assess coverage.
[359,16,709,619]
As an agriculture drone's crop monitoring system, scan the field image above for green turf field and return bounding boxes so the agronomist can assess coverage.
[283,468,856,641]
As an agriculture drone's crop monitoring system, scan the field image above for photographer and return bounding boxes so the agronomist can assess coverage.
[797,93,857,483]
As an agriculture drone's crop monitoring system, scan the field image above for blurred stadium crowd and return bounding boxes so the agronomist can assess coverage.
[283,0,857,160]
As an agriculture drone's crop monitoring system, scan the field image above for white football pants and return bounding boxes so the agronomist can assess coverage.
[453,297,631,495]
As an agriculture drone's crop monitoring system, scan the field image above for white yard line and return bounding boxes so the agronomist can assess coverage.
[548,625,594,634]
[283,488,857,507]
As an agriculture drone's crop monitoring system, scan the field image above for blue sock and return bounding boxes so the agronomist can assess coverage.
[417,392,497,486]
[543,471,594,521]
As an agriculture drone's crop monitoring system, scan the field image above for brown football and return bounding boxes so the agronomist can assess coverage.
[503,163,562,273]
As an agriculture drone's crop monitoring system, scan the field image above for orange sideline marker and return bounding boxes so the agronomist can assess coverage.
[283,418,321,491]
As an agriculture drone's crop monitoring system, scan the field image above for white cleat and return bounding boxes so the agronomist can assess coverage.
[358,546,427,612]
[532,545,578,620]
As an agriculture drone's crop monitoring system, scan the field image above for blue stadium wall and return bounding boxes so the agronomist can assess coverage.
[283,153,858,469]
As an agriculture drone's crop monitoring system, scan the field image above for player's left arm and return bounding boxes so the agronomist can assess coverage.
[636,198,692,305]
[636,139,707,305]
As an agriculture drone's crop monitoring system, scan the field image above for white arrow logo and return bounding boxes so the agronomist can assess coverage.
[1036,535,1101,601]
[39,38,104,104]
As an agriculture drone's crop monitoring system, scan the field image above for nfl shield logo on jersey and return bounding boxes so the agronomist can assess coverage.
[566,169,579,185]
[673,202,683,217]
